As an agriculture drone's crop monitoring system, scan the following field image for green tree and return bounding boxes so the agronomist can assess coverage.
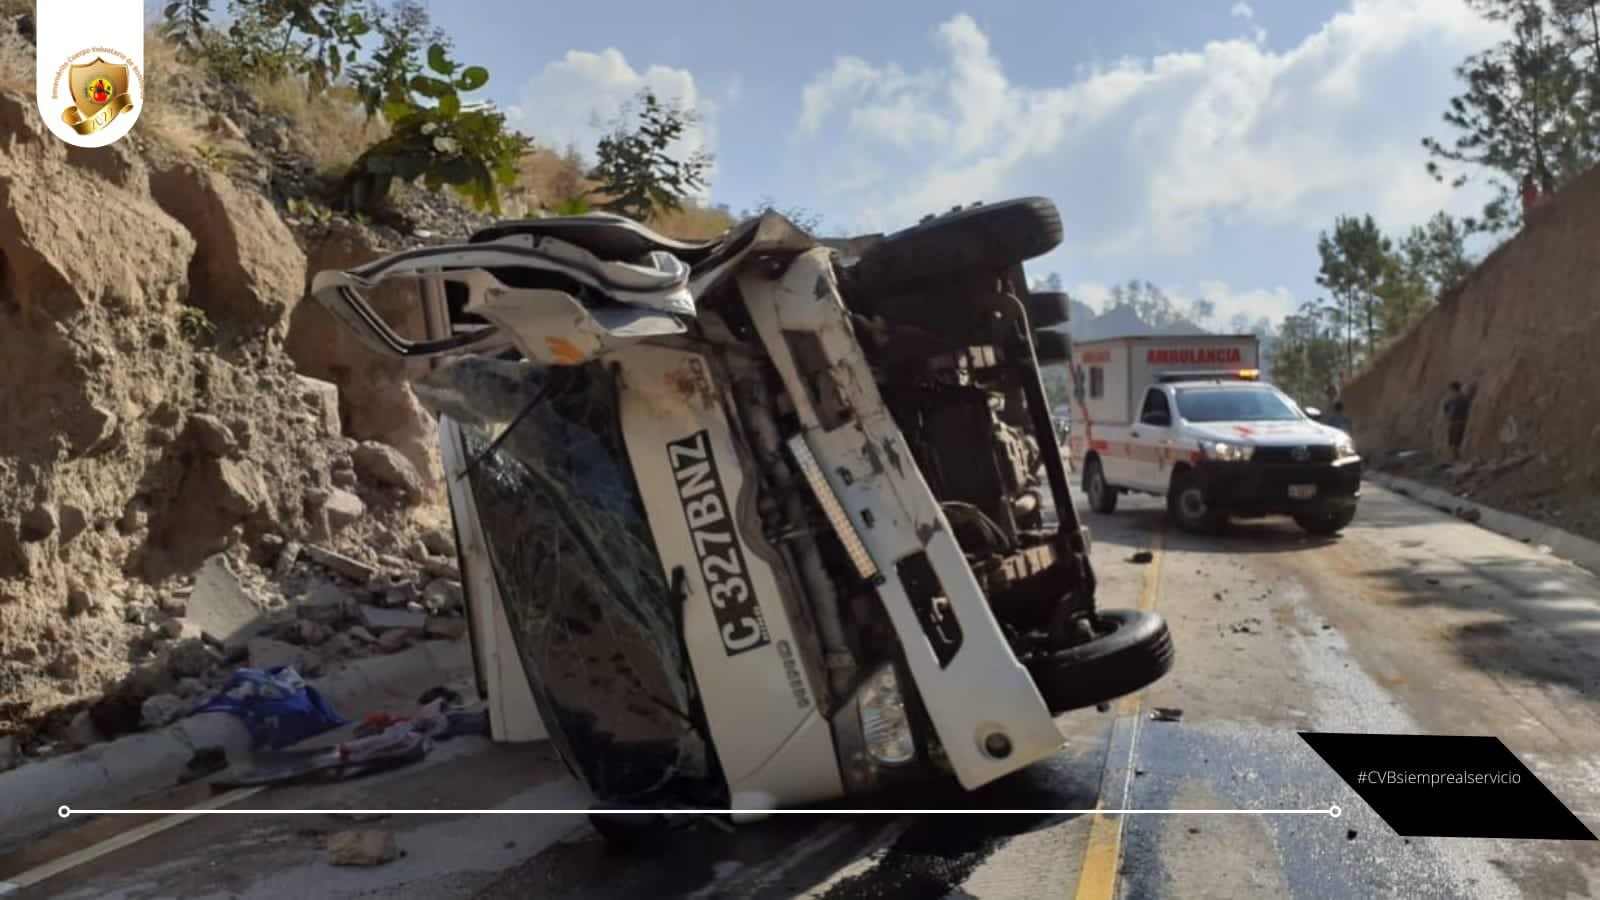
[1316,215,1392,367]
[1107,279,1185,329]
[1398,211,1478,298]
[739,197,824,232]
[1271,306,1345,406]
[1424,0,1597,232]
[589,91,713,221]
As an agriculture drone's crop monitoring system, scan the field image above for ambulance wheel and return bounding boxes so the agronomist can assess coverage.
[1084,458,1118,514]
[845,197,1063,293]
[1168,470,1224,533]
[1026,609,1174,713]
[1293,507,1356,536]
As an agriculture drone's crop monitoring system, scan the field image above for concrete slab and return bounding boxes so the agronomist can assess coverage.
[186,555,267,652]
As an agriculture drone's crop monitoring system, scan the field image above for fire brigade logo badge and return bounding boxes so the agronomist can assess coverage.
[62,55,135,136]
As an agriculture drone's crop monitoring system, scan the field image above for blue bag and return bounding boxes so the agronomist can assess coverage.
[195,666,347,749]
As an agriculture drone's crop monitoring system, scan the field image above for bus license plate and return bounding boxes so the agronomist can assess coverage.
[1289,484,1317,500]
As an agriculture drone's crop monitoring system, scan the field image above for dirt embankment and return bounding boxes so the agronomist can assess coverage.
[1343,164,1600,540]
[0,83,470,757]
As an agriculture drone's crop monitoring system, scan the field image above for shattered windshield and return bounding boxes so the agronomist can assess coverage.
[422,357,713,803]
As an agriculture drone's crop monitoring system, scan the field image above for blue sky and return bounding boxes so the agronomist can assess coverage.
[425,1,1504,327]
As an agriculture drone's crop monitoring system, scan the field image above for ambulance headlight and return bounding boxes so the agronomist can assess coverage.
[1335,437,1357,460]
[858,665,916,767]
[1199,440,1254,462]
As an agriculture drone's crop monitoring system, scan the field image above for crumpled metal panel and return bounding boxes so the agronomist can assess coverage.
[419,356,713,803]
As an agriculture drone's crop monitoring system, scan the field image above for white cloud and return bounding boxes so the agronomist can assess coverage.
[1231,2,1254,20]
[796,2,1505,253]
[510,48,715,196]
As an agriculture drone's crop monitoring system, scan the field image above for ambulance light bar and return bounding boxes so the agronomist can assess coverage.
[1157,369,1260,383]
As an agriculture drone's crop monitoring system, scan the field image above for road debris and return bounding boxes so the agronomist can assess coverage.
[1128,550,1155,563]
[1150,707,1184,723]
[326,830,400,867]
[195,667,346,749]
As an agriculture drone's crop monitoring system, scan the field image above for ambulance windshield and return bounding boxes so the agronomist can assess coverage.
[1175,386,1302,423]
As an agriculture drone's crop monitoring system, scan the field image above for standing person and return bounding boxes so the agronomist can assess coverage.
[1520,172,1539,217]
[1324,401,1352,434]
[1441,381,1473,461]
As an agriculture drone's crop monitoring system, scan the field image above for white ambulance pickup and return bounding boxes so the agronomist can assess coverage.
[1062,335,1361,535]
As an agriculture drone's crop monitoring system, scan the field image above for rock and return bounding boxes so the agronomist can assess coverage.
[159,595,189,618]
[63,710,101,747]
[155,458,272,568]
[247,637,322,676]
[358,604,426,633]
[326,830,399,867]
[299,620,333,646]
[58,504,89,544]
[176,677,209,699]
[332,468,359,488]
[66,586,94,617]
[422,558,460,581]
[424,616,467,640]
[0,735,18,772]
[421,579,464,614]
[20,505,57,542]
[161,618,188,640]
[302,545,377,582]
[405,537,432,563]
[298,582,350,625]
[346,625,377,644]
[376,630,411,653]
[65,141,149,193]
[1128,550,1154,564]
[376,554,410,574]
[186,413,237,458]
[0,149,195,322]
[207,112,248,141]
[88,694,144,739]
[148,162,307,335]
[47,650,82,680]
[317,489,367,530]
[186,555,266,652]
[420,528,453,557]
[273,540,303,579]
[141,693,186,728]
[294,374,343,437]
[352,441,425,501]
[168,638,214,678]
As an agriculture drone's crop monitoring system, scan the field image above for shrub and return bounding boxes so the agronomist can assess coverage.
[589,91,713,222]
[346,43,531,213]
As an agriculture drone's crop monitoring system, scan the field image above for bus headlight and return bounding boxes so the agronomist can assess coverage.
[858,665,916,767]
[1199,440,1254,462]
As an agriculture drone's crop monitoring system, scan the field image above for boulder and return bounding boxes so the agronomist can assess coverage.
[352,441,425,501]
[247,637,322,676]
[317,488,367,530]
[294,374,342,437]
[326,830,399,867]
[0,153,193,322]
[186,414,238,458]
[168,639,215,678]
[184,555,266,652]
[140,693,186,728]
[421,579,464,614]
[420,528,454,557]
[297,582,351,625]
[148,162,307,335]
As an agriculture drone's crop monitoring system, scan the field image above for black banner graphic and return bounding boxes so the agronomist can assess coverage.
[1300,732,1595,840]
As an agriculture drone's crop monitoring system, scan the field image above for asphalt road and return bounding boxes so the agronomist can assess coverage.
[14,484,1600,899]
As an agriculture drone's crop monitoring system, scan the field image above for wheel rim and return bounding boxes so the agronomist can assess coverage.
[1179,488,1207,520]
[1089,468,1105,504]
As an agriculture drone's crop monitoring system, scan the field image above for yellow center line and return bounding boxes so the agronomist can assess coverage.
[1073,528,1165,900]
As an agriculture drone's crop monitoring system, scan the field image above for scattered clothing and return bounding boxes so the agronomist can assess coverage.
[195,666,346,750]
